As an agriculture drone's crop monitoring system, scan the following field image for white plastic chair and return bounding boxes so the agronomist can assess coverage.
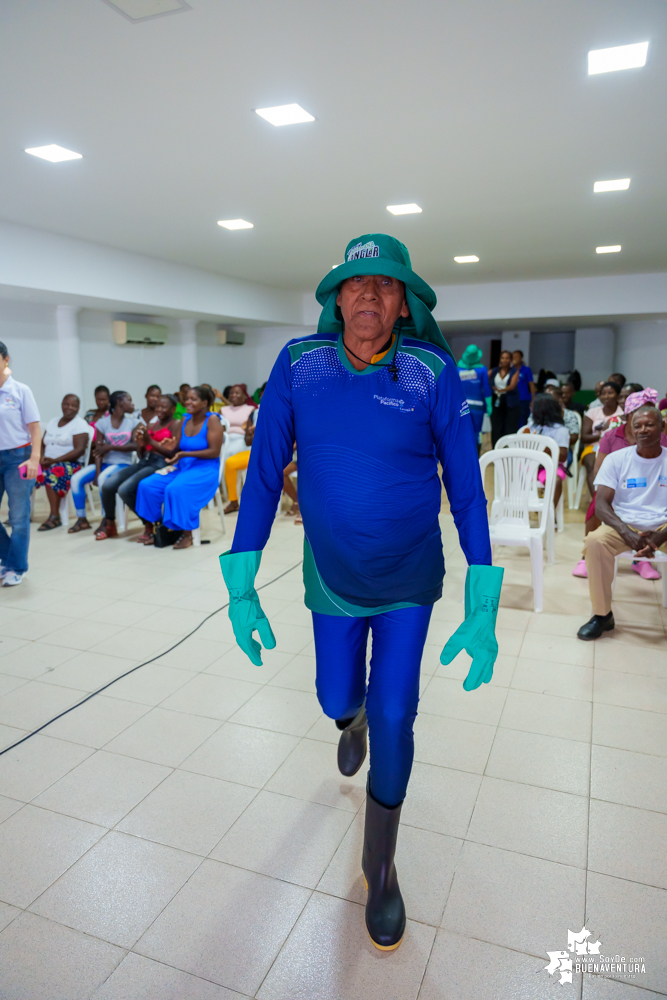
[495,432,563,563]
[480,448,554,612]
[613,550,667,608]
[192,454,227,547]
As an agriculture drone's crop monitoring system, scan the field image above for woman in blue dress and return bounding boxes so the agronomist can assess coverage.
[135,385,223,549]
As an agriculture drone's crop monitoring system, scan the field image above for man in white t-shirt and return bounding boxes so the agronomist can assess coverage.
[578,405,667,639]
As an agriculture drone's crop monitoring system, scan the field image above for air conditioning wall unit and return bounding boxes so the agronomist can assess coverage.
[113,320,168,345]
[217,327,245,346]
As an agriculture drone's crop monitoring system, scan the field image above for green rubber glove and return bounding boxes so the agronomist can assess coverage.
[220,550,276,666]
[485,396,493,416]
[440,564,504,691]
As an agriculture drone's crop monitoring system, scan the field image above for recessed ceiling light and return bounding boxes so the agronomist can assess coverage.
[217,219,253,230]
[594,178,631,193]
[454,255,479,263]
[25,144,82,162]
[386,204,422,215]
[596,245,621,254]
[255,104,315,126]
[101,0,191,21]
[588,42,648,75]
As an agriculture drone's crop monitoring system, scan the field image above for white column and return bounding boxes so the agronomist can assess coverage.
[55,305,83,401]
[179,319,198,385]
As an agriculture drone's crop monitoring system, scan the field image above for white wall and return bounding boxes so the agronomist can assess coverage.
[0,300,267,420]
[501,330,531,363]
[574,327,615,391]
[615,320,667,394]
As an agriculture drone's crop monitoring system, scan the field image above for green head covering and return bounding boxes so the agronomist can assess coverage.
[458,344,483,369]
[315,233,452,358]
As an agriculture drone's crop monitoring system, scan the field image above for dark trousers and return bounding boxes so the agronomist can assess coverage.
[101,454,165,519]
[518,399,531,428]
[490,398,520,447]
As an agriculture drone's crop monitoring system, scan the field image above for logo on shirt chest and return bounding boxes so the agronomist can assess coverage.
[373,394,414,413]
[3,395,17,409]
[623,478,647,489]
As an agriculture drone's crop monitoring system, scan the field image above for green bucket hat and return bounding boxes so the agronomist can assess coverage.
[315,233,452,358]
[458,344,483,368]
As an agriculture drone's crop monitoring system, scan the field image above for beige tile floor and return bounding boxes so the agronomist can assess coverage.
[0,488,665,999]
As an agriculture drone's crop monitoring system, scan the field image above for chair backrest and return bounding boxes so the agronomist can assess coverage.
[480,448,554,534]
[496,431,560,470]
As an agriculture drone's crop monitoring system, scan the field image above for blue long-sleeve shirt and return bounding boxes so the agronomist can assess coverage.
[232,332,491,610]
[457,365,491,412]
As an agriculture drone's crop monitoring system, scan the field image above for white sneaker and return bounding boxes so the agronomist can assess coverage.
[2,571,24,587]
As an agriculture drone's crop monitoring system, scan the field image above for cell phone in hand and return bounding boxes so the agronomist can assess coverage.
[19,463,41,480]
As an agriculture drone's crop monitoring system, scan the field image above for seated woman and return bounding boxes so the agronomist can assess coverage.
[37,394,90,530]
[139,384,162,425]
[220,384,256,458]
[579,381,623,501]
[93,394,180,540]
[524,393,569,509]
[84,384,110,425]
[223,409,256,514]
[68,391,139,533]
[135,385,223,549]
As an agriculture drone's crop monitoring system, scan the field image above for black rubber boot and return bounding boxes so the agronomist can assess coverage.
[335,704,368,777]
[362,779,405,951]
[577,612,615,641]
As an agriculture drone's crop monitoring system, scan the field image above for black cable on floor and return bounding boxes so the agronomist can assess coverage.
[0,560,303,757]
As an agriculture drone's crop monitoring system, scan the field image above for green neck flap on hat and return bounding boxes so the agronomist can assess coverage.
[458,344,483,368]
[315,233,453,359]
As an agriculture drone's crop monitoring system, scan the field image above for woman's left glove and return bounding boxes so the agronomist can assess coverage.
[219,550,276,666]
[440,564,504,691]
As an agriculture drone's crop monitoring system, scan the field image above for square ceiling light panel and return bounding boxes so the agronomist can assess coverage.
[588,42,648,74]
[255,104,315,126]
[25,144,82,162]
[218,219,253,230]
[386,204,422,215]
[596,245,622,253]
[101,0,191,21]
[593,178,631,193]
[454,255,479,263]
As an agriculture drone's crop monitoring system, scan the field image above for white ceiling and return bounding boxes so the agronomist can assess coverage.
[1,0,665,292]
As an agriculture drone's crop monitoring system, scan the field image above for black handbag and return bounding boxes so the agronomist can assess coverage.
[153,523,181,548]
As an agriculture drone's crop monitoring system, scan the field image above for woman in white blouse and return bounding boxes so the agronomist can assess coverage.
[37,394,90,530]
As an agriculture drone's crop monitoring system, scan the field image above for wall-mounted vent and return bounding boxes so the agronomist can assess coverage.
[101,0,191,23]
[113,320,168,345]
[218,328,245,346]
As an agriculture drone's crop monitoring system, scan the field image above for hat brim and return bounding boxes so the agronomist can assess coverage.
[316,258,436,311]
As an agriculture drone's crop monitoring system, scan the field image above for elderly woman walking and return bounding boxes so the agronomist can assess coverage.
[219,234,503,951]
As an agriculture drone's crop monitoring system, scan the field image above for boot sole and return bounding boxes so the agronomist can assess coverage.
[577,622,614,641]
[362,874,404,951]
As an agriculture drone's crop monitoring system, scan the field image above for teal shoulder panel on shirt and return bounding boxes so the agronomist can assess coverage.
[288,337,337,365]
[398,340,448,381]
[302,537,419,617]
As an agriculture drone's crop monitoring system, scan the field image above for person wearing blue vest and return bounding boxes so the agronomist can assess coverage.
[219,234,503,951]
[457,344,492,451]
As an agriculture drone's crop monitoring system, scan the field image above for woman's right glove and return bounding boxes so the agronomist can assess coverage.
[219,550,276,666]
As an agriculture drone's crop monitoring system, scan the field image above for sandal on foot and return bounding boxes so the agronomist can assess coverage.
[135,530,153,544]
[94,521,118,541]
[68,518,91,534]
[38,515,62,531]
[143,534,155,545]
[173,532,193,550]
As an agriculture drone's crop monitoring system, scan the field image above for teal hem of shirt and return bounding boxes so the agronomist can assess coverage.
[302,536,419,617]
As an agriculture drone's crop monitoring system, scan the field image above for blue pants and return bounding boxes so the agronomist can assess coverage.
[518,399,531,428]
[470,411,484,439]
[0,445,35,574]
[312,604,433,807]
[70,463,120,516]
